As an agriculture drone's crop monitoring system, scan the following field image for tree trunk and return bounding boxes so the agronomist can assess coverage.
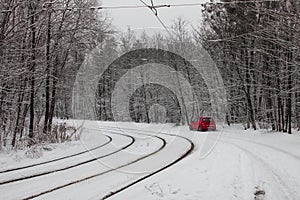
[287,52,293,134]
[12,88,25,147]
[48,58,58,130]
[43,3,52,134]
[28,2,36,139]
[244,47,256,130]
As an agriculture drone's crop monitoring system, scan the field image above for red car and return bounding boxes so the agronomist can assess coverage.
[189,116,216,131]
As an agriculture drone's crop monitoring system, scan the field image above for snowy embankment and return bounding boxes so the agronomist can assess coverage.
[0,120,299,200]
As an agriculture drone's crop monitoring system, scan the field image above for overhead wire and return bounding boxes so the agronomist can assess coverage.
[137,0,288,42]
[139,0,173,37]
[1,0,283,13]
[102,0,281,37]
[92,0,282,10]
[163,0,282,7]
[0,0,286,40]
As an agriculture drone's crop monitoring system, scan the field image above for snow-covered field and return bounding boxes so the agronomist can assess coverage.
[0,120,300,200]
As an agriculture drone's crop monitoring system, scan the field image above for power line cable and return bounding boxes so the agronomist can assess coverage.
[1,0,283,13]
[165,0,282,7]
[93,0,282,10]
[139,0,173,36]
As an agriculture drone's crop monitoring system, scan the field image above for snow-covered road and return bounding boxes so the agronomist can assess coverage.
[0,121,299,200]
[111,124,300,200]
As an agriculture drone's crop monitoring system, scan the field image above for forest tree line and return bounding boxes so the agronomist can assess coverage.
[198,0,300,134]
[93,0,300,134]
[0,0,110,149]
[0,0,299,150]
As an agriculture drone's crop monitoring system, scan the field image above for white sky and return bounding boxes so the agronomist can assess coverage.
[100,0,210,33]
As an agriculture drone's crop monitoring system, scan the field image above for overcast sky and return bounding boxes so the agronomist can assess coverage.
[100,0,210,33]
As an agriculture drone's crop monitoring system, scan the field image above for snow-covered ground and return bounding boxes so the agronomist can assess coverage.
[0,120,300,200]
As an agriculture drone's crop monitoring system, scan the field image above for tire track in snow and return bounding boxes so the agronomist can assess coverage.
[223,135,300,162]
[221,139,297,200]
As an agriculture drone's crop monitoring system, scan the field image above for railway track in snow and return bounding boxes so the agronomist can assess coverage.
[0,127,166,199]
[97,126,194,200]
[0,124,194,200]
[0,131,134,186]
[0,134,112,174]
[21,128,166,200]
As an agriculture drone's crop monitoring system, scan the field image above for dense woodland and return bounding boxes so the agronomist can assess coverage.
[0,0,110,149]
[0,0,299,150]
[198,0,300,133]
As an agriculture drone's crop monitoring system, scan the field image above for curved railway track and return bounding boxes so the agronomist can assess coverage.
[0,132,134,186]
[0,134,112,174]
[0,124,194,200]
[96,126,194,199]
[22,129,166,200]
